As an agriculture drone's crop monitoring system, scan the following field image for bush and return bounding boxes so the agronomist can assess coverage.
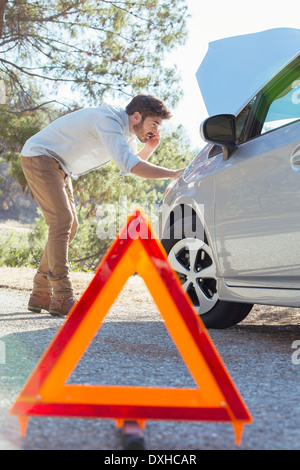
[0,230,43,268]
[0,207,114,272]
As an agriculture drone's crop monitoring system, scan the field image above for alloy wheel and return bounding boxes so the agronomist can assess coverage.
[167,238,219,315]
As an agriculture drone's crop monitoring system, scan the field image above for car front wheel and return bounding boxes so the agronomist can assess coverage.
[161,222,253,329]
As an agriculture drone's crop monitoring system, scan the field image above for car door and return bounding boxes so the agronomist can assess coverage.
[213,58,300,289]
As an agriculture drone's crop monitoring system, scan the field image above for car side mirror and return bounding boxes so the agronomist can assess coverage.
[200,114,237,161]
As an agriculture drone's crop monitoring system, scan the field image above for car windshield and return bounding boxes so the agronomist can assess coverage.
[261,74,300,133]
[235,56,300,142]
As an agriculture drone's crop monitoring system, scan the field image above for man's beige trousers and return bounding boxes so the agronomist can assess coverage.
[21,155,78,298]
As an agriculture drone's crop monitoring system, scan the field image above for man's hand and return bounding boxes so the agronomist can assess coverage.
[145,131,161,151]
[172,168,185,179]
[137,131,160,161]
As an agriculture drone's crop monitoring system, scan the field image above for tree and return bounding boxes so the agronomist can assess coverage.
[0,0,189,111]
[0,0,195,270]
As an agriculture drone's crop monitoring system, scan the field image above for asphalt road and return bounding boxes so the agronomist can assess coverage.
[1,285,300,451]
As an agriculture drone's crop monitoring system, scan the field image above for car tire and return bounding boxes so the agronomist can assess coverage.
[161,218,253,329]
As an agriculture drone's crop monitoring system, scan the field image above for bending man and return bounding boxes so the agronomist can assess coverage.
[21,94,185,316]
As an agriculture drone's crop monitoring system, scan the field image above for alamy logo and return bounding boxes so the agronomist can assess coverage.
[0,81,5,105]
[96,197,204,241]
[0,340,6,365]
[292,80,300,105]
[291,340,300,365]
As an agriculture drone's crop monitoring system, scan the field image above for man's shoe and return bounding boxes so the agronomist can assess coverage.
[49,296,77,317]
[28,292,51,313]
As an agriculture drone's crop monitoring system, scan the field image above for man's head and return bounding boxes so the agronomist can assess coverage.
[126,94,172,143]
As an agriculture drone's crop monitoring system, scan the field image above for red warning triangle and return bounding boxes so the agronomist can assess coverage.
[10,208,252,444]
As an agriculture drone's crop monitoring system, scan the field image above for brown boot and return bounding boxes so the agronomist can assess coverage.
[28,292,51,313]
[49,296,77,317]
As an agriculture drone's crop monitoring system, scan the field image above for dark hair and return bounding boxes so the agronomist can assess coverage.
[125,94,172,120]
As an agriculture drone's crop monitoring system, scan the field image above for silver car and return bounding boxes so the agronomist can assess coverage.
[161,28,300,329]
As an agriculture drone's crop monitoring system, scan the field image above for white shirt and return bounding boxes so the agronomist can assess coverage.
[21,104,141,179]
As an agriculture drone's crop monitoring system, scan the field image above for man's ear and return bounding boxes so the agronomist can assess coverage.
[133,111,142,123]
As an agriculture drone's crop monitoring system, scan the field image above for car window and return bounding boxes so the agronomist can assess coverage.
[236,56,300,142]
[261,78,300,133]
[255,56,300,136]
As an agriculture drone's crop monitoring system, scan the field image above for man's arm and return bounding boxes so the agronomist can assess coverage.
[130,160,185,179]
[131,129,184,179]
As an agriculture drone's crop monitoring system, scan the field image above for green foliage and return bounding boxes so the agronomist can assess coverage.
[0,208,46,267]
[0,93,68,194]
[0,229,41,268]
[1,0,189,109]
[0,106,40,151]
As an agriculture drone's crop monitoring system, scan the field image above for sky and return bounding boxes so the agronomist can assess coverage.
[168,0,300,148]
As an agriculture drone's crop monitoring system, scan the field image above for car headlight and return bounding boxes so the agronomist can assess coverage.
[164,179,177,197]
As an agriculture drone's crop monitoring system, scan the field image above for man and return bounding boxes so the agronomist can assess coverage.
[21,94,185,317]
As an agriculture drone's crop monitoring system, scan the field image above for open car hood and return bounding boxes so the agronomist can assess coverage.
[196,28,300,117]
